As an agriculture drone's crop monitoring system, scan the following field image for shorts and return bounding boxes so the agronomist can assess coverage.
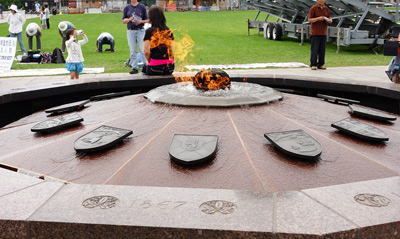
[41,19,46,25]
[66,62,84,74]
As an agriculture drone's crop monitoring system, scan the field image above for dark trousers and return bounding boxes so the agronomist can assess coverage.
[142,63,174,75]
[28,35,41,51]
[310,35,327,67]
[61,36,66,52]
[98,39,114,52]
[46,18,50,29]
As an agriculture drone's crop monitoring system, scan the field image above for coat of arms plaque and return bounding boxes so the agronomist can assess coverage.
[45,100,90,114]
[331,118,389,141]
[31,113,83,133]
[74,125,133,152]
[169,134,218,165]
[264,129,322,159]
[349,105,397,121]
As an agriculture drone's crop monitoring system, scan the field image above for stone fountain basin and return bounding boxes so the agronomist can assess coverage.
[0,75,400,238]
[1,91,399,190]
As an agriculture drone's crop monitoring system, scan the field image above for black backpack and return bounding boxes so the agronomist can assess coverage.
[51,48,65,63]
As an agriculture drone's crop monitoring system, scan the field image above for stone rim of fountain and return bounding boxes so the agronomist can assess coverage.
[144,82,283,107]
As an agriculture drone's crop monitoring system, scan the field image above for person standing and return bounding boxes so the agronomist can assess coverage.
[122,0,149,74]
[0,4,4,19]
[95,32,115,53]
[65,29,88,80]
[44,4,50,29]
[35,1,40,15]
[7,5,27,55]
[58,21,75,53]
[142,6,174,75]
[25,23,42,52]
[308,0,332,70]
[40,6,46,29]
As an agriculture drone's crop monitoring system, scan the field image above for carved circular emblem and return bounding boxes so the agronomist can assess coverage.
[354,194,391,207]
[199,200,237,214]
[82,195,119,209]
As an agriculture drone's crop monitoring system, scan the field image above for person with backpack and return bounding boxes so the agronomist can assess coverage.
[25,23,42,52]
[58,21,75,54]
[65,29,88,80]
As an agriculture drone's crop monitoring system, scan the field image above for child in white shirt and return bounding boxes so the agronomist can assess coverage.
[65,29,88,80]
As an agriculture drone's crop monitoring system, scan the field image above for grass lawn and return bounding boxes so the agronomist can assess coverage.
[0,10,392,73]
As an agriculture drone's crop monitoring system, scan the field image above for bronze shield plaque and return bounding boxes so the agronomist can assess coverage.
[74,125,133,152]
[45,100,90,114]
[317,94,360,105]
[349,105,397,121]
[90,91,131,101]
[169,134,218,165]
[31,113,83,133]
[331,118,389,141]
[264,130,322,159]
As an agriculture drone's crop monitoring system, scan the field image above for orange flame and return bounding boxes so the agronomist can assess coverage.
[150,29,174,59]
[172,30,230,90]
[176,69,230,91]
[173,33,195,71]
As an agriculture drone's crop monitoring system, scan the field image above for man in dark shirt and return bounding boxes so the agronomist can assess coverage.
[308,0,332,70]
[122,0,149,74]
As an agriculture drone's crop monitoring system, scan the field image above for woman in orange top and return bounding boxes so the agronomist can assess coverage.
[142,6,174,75]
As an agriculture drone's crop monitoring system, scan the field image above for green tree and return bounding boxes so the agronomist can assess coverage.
[3,0,26,10]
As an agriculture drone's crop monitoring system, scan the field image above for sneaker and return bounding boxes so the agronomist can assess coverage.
[129,69,138,74]
[311,66,317,70]
[318,66,327,70]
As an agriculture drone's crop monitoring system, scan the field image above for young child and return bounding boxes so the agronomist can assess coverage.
[40,6,46,29]
[65,29,88,80]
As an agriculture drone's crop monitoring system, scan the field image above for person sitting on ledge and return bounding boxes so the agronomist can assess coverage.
[95,32,115,53]
[142,6,174,75]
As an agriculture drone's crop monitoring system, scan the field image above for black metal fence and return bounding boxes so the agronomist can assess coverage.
[22,0,244,15]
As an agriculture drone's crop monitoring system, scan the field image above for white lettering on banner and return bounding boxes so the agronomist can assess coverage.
[0,37,17,73]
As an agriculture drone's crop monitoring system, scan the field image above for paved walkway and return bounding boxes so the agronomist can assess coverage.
[0,65,393,91]
[0,10,39,24]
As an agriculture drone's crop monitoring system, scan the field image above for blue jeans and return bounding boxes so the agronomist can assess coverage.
[10,32,26,54]
[127,29,146,70]
[98,39,114,52]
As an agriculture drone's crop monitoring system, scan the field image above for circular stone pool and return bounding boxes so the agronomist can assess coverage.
[1,88,398,192]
